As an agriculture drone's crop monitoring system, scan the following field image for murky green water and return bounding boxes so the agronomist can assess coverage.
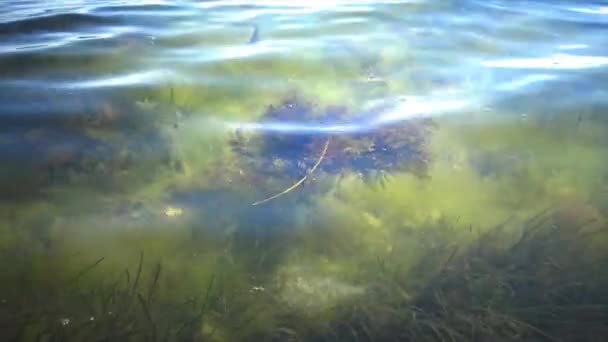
[1,0,608,341]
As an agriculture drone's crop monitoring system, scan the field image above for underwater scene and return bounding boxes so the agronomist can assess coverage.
[2,0,608,341]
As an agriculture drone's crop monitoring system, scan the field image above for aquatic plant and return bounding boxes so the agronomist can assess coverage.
[0,250,223,342]
[1,200,607,342]
[229,93,435,204]
[277,208,608,342]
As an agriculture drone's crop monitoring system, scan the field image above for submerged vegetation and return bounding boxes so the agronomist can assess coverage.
[3,79,608,341]
[1,252,219,341]
[2,2,608,341]
[1,205,607,341]
[2,68,608,341]
[318,210,608,342]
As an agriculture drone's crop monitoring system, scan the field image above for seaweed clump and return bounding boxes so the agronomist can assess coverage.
[229,94,435,200]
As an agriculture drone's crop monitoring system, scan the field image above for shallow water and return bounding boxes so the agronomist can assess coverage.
[1,0,608,341]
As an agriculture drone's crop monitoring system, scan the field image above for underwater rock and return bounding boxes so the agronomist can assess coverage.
[229,94,435,196]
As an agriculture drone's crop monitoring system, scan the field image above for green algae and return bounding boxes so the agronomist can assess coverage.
[3,202,606,341]
[4,82,608,341]
[2,9,608,342]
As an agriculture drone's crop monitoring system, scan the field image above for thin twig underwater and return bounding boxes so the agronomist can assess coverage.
[252,137,330,206]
